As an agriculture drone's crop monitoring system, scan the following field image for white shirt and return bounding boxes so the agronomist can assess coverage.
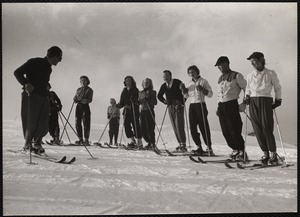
[246,68,282,99]
[184,77,213,103]
[218,72,246,103]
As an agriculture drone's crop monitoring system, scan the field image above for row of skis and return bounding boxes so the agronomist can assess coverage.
[16,139,292,169]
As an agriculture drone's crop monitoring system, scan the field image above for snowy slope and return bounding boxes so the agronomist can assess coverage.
[3,120,297,215]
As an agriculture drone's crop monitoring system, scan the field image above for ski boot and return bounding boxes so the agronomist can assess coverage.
[75,138,84,146]
[206,146,215,156]
[260,151,270,166]
[235,150,248,162]
[144,143,153,150]
[21,143,30,153]
[127,142,138,150]
[175,144,187,153]
[229,150,239,160]
[84,139,91,146]
[268,152,279,165]
[192,147,206,156]
[32,143,45,154]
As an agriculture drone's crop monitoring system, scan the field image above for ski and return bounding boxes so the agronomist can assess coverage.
[189,156,243,164]
[236,162,284,170]
[46,140,77,146]
[104,142,120,149]
[167,151,215,157]
[7,149,75,164]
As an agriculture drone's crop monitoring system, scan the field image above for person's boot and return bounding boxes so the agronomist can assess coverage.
[269,152,279,165]
[137,138,143,149]
[75,138,83,145]
[33,143,45,154]
[260,151,270,165]
[229,150,239,160]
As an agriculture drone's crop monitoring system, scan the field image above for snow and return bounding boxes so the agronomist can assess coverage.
[3,120,297,215]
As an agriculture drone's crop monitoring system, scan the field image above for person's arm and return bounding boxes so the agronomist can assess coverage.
[271,70,282,109]
[86,88,93,103]
[202,79,213,98]
[14,59,34,92]
[150,90,157,106]
[157,85,167,104]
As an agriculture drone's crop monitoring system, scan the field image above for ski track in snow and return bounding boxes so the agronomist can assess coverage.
[2,121,298,215]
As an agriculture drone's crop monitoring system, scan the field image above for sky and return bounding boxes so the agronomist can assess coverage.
[2,3,297,145]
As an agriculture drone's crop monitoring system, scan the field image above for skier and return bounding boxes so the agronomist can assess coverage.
[73,75,93,146]
[157,70,187,152]
[107,98,120,146]
[180,65,214,156]
[117,76,143,149]
[139,78,157,150]
[245,52,282,165]
[47,83,63,145]
[214,56,247,160]
[14,46,63,153]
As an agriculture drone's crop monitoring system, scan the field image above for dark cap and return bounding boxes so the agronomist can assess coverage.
[247,52,264,60]
[215,56,230,66]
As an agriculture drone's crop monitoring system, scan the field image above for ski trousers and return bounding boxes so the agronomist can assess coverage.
[124,106,142,139]
[249,97,276,152]
[21,91,49,145]
[168,104,186,145]
[49,111,60,138]
[109,117,119,144]
[140,108,156,144]
[218,99,244,151]
[75,103,91,140]
[189,102,212,150]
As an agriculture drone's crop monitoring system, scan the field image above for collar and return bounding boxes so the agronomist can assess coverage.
[166,79,173,87]
[192,76,201,83]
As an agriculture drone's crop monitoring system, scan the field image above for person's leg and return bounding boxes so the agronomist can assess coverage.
[75,104,83,143]
[189,104,203,151]
[83,105,91,143]
[197,103,212,148]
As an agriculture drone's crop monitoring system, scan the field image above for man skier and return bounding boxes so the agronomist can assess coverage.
[180,65,214,156]
[14,46,63,153]
[215,56,247,160]
[157,70,187,152]
[245,52,282,165]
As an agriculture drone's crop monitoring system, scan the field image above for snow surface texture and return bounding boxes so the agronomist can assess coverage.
[3,120,297,215]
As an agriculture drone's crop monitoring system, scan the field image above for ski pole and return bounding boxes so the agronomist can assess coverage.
[59,100,75,142]
[243,106,249,163]
[59,110,96,159]
[118,109,126,147]
[96,106,116,144]
[274,109,291,166]
[146,102,166,147]
[58,112,72,145]
[131,101,139,145]
[199,101,210,156]
[27,92,34,164]
[182,96,191,151]
[155,105,169,150]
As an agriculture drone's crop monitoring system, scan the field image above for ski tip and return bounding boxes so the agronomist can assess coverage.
[224,162,234,169]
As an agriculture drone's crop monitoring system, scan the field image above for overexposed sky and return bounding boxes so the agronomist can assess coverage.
[2,3,297,144]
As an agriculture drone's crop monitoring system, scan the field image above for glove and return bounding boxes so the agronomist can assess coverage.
[244,95,250,105]
[239,102,246,112]
[25,83,34,93]
[196,85,204,92]
[57,105,62,111]
[272,99,282,109]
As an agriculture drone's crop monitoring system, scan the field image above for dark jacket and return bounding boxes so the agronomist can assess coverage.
[157,78,184,105]
[14,57,52,96]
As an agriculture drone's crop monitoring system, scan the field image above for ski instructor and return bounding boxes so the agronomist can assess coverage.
[14,46,63,154]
